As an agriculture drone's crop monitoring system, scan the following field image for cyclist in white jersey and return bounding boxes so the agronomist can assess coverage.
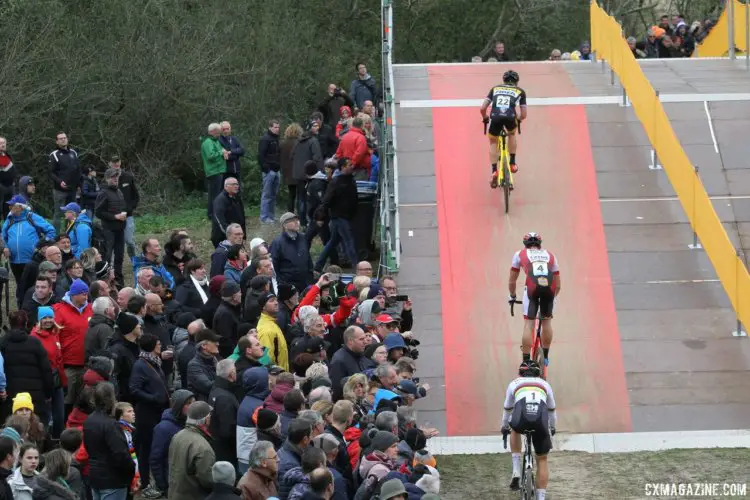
[502,360,557,500]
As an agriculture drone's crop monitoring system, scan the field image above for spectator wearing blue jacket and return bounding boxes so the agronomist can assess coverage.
[236,367,271,474]
[147,389,195,499]
[80,166,100,218]
[62,203,92,258]
[2,195,55,294]
[132,238,175,289]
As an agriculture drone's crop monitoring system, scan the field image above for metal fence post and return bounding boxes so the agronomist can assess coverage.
[732,248,748,336]
[649,90,662,170]
[688,165,703,250]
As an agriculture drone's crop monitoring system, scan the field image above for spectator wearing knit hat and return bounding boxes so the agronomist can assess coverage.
[358,430,399,484]
[108,312,142,403]
[53,278,93,412]
[30,306,67,438]
[256,292,289,371]
[168,400,216,500]
[214,281,243,359]
[274,282,299,342]
[256,408,283,449]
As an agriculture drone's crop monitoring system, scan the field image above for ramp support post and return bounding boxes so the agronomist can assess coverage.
[688,165,703,250]
[733,249,748,337]
[649,90,662,170]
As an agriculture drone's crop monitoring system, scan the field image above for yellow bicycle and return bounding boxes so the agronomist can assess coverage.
[484,120,518,214]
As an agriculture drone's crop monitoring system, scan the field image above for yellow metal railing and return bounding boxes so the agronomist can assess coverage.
[591,1,750,329]
[694,0,749,57]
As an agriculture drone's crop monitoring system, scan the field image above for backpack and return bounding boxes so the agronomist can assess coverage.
[5,212,46,240]
[69,220,107,255]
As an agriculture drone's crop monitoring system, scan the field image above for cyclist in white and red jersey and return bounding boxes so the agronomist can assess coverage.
[507,232,561,366]
[502,360,557,499]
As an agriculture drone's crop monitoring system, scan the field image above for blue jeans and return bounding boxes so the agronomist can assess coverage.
[50,387,65,438]
[261,170,280,222]
[237,461,249,475]
[92,488,128,500]
[315,218,359,270]
[124,216,136,258]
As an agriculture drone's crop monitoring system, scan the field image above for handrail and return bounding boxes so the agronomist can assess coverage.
[591,0,750,329]
[378,0,401,275]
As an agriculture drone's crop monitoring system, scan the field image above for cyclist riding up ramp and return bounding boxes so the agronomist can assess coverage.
[508,232,560,367]
[479,70,527,188]
[502,360,556,500]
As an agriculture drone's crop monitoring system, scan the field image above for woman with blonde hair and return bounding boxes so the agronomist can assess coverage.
[310,400,334,426]
[280,123,304,213]
[343,373,371,420]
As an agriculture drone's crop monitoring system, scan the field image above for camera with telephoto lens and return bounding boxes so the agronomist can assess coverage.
[334,87,342,96]
[404,336,420,359]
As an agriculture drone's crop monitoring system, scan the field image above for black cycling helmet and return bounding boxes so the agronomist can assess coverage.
[503,70,520,85]
[523,232,542,248]
[519,360,541,377]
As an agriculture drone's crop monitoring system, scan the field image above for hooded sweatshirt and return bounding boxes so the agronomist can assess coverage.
[65,212,93,258]
[236,367,270,465]
[150,389,194,493]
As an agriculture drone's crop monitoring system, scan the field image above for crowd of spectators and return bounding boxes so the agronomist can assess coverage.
[472,14,718,64]
[0,58,441,500]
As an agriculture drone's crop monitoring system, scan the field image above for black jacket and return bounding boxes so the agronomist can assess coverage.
[209,377,239,466]
[306,174,328,221]
[318,123,339,159]
[0,467,12,500]
[291,133,323,182]
[0,329,54,409]
[95,184,127,231]
[242,288,263,327]
[129,356,170,425]
[177,340,196,390]
[211,191,246,244]
[233,355,263,400]
[175,278,209,317]
[325,425,354,486]
[108,330,140,403]
[329,346,369,398]
[143,314,174,376]
[84,313,115,361]
[318,92,354,126]
[205,483,242,500]
[163,251,196,287]
[270,232,313,294]
[117,169,140,216]
[213,301,241,359]
[18,252,44,302]
[219,135,245,176]
[49,147,81,192]
[187,351,217,401]
[319,172,357,221]
[210,241,231,278]
[258,131,281,173]
[80,176,100,213]
[83,409,136,490]
[21,291,58,326]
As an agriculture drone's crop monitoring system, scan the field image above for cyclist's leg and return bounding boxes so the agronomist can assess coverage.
[532,421,552,499]
[509,409,524,486]
[506,119,519,172]
[540,292,554,363]
[522,288,537,360]
[536,454,549,497]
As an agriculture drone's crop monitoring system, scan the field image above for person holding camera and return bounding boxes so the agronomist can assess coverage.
[318,84,355,128]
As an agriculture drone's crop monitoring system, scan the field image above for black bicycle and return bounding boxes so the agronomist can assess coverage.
[504,429,536,499]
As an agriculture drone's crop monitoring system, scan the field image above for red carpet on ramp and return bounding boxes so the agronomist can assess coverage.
[427,64,632,436]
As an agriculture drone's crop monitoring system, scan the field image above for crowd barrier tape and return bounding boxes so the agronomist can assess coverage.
[591,1,750,328]
[694,0,749,57]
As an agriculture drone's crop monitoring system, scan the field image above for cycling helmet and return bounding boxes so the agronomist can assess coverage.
[523,232,542,248]
[503,70,520,85]
[519,360,541,377]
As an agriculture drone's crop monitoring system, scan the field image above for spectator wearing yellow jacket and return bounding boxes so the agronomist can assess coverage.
[255,292,289,371]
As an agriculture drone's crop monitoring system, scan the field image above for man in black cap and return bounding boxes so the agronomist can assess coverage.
[213,281,242,359]
[108,156,140,259]
[95,167,128,286]
[187,329,222,401]
[275,282,299,343]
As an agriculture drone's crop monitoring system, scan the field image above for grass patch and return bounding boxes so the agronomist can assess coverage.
[436,449,750,499]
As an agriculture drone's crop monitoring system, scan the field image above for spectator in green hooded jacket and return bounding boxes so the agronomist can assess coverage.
[202,123,228,221]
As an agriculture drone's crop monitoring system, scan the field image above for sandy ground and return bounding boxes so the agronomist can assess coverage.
[437,449,750,499]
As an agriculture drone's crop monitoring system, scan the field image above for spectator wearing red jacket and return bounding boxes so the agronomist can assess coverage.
[53,279,94,414]
[335,116,371,180]
[30,306,68,438]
